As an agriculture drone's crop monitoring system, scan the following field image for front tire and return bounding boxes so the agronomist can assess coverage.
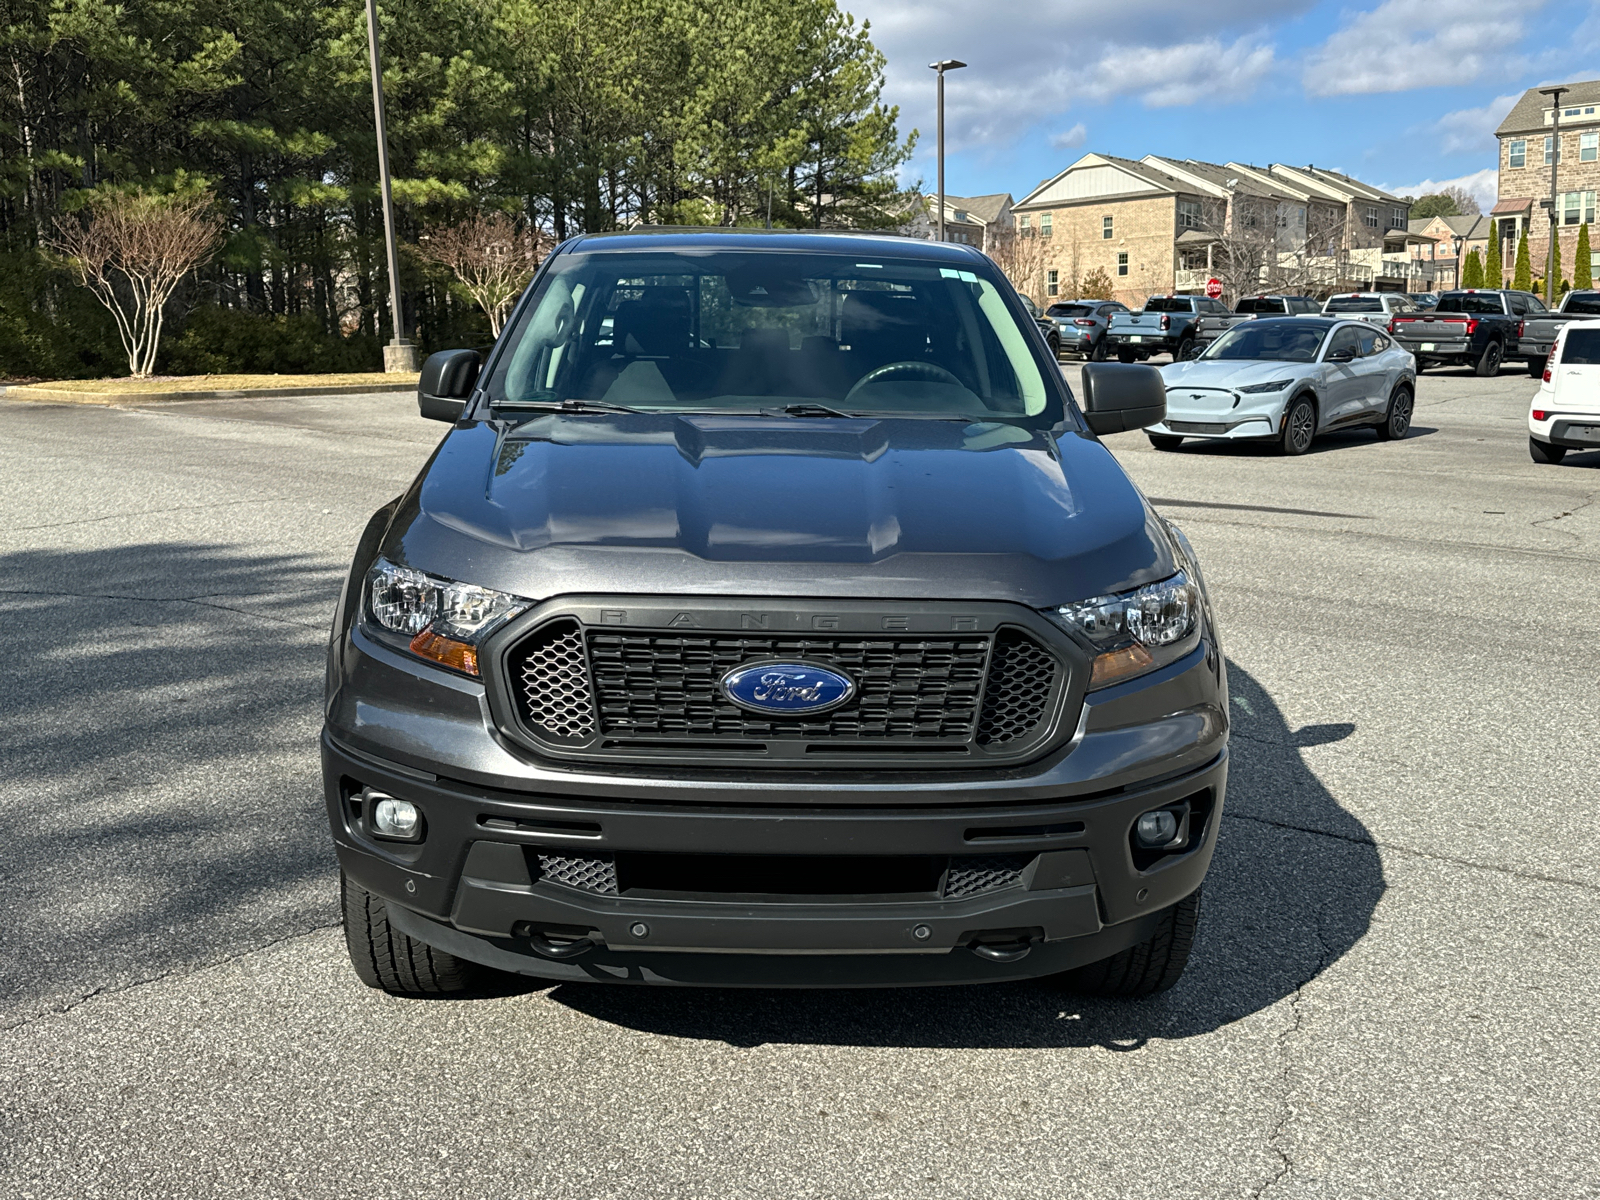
[1060,889,1201,998]
[1474,340,1502,378]
[1279,394,1317,456]
[1048,333,1061,359]
[342,872,477,995]
[1147,434,1185,451]
[1375,384,1413,441]
[1174,336,1195,362]
[1529,436,1567,464]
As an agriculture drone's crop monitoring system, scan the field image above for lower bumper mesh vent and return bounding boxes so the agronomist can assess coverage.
[945,854,1031,897]
[535,853,617,894]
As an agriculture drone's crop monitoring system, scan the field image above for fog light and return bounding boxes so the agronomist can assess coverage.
[368,792,422,841]
[1135,809,1181,848]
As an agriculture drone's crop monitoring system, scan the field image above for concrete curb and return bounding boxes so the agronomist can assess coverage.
[4,379,418,405]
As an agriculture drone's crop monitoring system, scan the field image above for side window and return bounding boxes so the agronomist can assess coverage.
[1524,293,1547,313]
[1358,327,1379,355]
[1327,327,1362,358]
[1372,333,1391,353]
[1508,294,1528,316]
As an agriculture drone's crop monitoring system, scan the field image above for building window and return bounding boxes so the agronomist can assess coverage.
[1102,215,1113,239]
[1040,213,1053,237]
[1018,214,1030,230]
[1116,252,1128,276]
[1564,107,1581,117]
[1390,206,1405,228]
[1545,135,1561,165]
[1177,199,1202,229]
[1509,139,1526,168]
[1046,269,1059,296]
[1363,205,1378,228]
[1297,206,1306,226]
[1583,131,1599,163]
[1564,191,1597,225]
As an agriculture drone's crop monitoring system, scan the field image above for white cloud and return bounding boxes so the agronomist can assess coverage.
[1431,94,1520,154]
[1380,167,1500,212]
[1079,36,1276,108]
[1304,0,1534,95]
[1050,122,1087,150]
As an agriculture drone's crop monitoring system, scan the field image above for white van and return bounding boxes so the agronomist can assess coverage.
[1529,318,1600,465]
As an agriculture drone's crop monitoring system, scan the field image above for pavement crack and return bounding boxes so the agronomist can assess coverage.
[1530,490,1597,540]
[0,920,340,1034]
[0,587,324,630]
[7,496,290,533]
[1226,810,1598,894]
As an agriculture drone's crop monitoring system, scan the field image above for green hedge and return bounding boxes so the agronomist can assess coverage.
[159,308,382,376]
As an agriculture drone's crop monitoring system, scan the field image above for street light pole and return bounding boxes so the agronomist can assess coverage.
[366,0,416,372]
[1540,85,1567,307]
[1453,234,1464,291]
[929,59,966,243]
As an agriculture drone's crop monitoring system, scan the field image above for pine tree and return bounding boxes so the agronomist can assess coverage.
[1485,230,1503,289]
[1513,229,1533,291]
[1461,248,1483,288]
[1576,224,1593,290]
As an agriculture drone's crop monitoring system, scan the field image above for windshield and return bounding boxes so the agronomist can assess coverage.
[1563,292,1600,315]
[1324,297,1382,313]
[1142,297,1194,313]
[1200,320,1328,362]
[483,248,1058,422]
[1436,293,1506,314]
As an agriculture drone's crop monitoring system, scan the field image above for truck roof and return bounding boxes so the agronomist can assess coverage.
[561,227,979,264]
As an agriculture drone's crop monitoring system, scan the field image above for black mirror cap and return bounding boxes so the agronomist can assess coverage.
[418,349,481,422]
[1327,348,1356,363]
[1078,362,1166,436]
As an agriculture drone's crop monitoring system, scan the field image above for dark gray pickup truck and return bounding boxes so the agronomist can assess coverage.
[1192,295,1322,354]
[1518,290,1600,377]
[323,229,1227,999]
[1386,289,1530,377]
[1104,294,1231,362]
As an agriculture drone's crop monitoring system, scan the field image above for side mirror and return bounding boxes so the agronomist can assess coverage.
[418,349,481,422]
[1326,347,1356,363]
[1078,362,1166,436]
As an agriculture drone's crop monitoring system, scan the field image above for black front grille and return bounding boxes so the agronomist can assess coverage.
[945,854,1031,897]
[502,611,1067,766]
[587,632,989,741]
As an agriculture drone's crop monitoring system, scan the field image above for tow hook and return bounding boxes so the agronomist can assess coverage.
[514,925,599,960]
[967,930,1040,963]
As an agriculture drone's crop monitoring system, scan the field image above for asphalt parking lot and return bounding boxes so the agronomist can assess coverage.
[2,365,1597,1199]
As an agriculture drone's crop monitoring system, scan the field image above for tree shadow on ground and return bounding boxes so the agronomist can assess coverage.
[548,663,1385,1049]
[0,541,346,1016]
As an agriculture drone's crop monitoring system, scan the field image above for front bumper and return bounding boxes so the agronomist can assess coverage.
[1147,388,1289,442]
[324,620,1228,987]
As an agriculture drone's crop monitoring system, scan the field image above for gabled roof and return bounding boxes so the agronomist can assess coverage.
[1497,80,1600,137]
[1148,156,1299,201]
[943,193,1012,224]
[1226,162,1347,204]
[1015,152,1195,209]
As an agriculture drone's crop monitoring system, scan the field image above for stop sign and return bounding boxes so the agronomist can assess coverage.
[1204,277,1224,299]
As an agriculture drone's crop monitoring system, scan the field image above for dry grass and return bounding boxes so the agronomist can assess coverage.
[21,373,416,394]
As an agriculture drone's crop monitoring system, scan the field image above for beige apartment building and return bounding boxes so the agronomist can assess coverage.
[1494,79,1600,289]
[1010,153,1426,307]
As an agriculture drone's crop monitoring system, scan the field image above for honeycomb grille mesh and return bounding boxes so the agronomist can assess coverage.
[945,855,1031,897]
[586,633,989,741]
[976,629,1058,745]
[514,620,597,740]
[535,853,617,894]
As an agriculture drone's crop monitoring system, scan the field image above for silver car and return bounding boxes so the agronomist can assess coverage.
[1145,317,1417,456]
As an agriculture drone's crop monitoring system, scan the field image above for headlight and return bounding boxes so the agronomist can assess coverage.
[363,557,528,675]
[1048,571,1201,688]
[1235,379,1293,394]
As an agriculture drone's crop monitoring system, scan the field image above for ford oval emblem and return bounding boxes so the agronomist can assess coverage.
[720,661,855,715]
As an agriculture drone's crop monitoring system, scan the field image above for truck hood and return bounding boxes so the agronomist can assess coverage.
[384,413,1175,608]
[1160,358,1309,389]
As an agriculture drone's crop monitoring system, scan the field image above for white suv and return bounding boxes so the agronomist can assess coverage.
[1529,318,1600,465]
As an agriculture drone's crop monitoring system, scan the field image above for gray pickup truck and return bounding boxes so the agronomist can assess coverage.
[1386,289,1528,377]
[1517,290,1600,377]
[1192,295,1322,354]
[1104,295,1231,362]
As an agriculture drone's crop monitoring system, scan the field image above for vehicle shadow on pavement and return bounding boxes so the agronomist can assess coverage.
[0,542,344,1018]
[550,664,1386,1050]
[1168,426,1439,458]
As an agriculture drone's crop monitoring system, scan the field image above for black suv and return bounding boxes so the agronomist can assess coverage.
[324,230,1227,996]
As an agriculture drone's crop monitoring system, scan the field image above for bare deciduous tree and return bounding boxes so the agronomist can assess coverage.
[416,213,544,337]
[49,191,224,377]
[986,225,1051,306]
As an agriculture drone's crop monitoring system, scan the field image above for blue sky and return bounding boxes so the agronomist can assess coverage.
[848,0,1600,208]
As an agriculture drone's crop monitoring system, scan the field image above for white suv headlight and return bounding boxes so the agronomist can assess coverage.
[363,557,528,675]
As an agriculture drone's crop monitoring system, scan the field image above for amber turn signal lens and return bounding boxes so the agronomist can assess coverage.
[409,630,479,675]
[1090,644,1155,687]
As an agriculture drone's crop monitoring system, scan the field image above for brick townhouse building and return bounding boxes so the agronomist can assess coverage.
[1493,79,1600,290]
[1009,152,1424,307]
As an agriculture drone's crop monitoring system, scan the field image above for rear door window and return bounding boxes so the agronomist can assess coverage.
[1562,293,1600,315]
[1325,297,1383,313]
[1561,329,1600,364]
[1235,298,1286,314]
[1143,297,1196,313]
[1436,293,1508,314]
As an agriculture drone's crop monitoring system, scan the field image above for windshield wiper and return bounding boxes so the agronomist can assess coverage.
[759,402,857,418]
[492,398,644,415]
